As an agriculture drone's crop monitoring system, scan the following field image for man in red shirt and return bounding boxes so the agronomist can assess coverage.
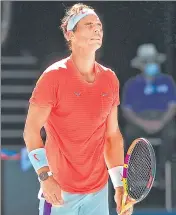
[24,3,133,215]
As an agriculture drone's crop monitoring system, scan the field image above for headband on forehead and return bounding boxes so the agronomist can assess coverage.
[67,9,98,31]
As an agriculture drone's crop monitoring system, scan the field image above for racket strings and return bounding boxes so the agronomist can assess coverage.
[127,141,152,200]
[128,145,151,198]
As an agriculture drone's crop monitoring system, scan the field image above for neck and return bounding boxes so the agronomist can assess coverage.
[143,73,155,82]
[71,48,96,75]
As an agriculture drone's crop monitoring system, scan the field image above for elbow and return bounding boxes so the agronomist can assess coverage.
[23,125,43,152]
[104,141,111,154]
[23,124,39,144]
[23,126,30,144]
[106,131,124,150]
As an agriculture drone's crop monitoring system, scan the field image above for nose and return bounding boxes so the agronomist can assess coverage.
[92,22,102,36]
[94,26,101,34]
[94,29,99,34]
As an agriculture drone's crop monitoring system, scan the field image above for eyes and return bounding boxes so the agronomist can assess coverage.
[84,22,103,30]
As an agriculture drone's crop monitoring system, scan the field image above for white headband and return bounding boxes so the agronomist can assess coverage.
[67,9,98,31]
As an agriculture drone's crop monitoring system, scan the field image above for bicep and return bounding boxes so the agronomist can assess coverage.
[24,103,52,133]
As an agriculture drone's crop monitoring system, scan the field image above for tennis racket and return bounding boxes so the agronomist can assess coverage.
[119,137,156,215]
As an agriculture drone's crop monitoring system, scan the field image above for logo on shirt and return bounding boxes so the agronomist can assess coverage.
[33,154,40,161]
[74,92,81,97]
[102,92,108,97]
[144,84,168,95]
[157,85,168,93]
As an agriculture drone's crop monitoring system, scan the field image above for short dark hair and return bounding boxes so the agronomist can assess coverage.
[60,3,94,50]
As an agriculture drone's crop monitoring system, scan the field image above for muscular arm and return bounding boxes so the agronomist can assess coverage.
[23,103,52,174]
[104,106,126,213]
[104,106,124,169]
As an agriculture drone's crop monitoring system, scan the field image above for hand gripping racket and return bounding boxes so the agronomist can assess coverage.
[119,138,156,215]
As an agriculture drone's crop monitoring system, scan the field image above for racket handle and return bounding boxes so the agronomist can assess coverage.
[119,202,133,215]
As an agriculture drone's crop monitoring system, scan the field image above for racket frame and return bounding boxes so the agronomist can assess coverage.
[120,138,156,215]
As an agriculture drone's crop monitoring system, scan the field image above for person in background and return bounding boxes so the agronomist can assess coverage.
[121,43,176,187]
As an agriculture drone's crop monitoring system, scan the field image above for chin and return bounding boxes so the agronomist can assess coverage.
[89,43,102,51]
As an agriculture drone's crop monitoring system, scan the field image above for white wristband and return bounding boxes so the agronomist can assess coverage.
[108,166,123,188]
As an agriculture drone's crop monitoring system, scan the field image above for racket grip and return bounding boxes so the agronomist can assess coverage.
[119,203,133,215]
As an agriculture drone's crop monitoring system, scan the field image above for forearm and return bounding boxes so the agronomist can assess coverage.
[23,128,44,151]
[23,128,49,175]
[104,128,124,169]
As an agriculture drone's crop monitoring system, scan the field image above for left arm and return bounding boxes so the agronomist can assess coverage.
[104,106,126,214]
[104,105,133,215]
[104,72,133,215]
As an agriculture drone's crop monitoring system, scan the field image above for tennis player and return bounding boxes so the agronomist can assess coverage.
[24,3,133,215]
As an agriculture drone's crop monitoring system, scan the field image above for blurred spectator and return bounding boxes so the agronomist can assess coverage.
[121,44,176,186]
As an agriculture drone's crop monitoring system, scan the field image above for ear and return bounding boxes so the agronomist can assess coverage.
[64,31,74,42]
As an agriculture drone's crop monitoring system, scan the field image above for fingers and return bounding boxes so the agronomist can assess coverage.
[43,193,53,205]
[54,186,64,205]
[120,205,133,215]
[41,179,64,206]
[120,206,133,215]
[121,196,134,215]
[117,194,128,214]
[50,193,62,206]
[115,193,122,213]
[115,187,124,214]
[124,206,133,215]
[43,191,64,206]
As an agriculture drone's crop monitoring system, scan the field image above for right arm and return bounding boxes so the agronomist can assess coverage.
[24,104,63,206]
[23,103,51,175]
[23,69,63,206]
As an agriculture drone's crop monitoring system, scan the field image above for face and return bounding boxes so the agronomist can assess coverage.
[143,62,160,78]
[68,14,103,52]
